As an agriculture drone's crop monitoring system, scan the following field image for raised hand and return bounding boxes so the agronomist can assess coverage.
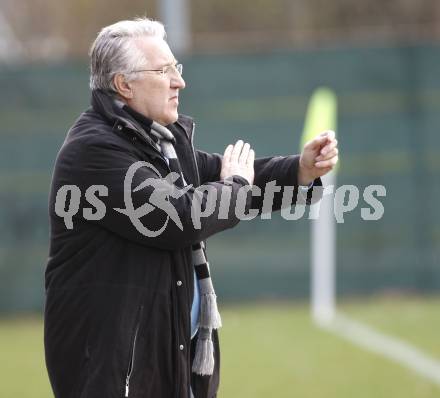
[220,140,255,185]
[298,130,339,185]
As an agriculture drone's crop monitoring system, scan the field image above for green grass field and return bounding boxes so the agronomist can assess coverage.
[1,296,439,398]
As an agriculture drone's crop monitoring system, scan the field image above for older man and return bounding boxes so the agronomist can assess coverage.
[44,18,338,398]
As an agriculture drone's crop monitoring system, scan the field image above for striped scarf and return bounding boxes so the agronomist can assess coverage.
[150,121,222,376]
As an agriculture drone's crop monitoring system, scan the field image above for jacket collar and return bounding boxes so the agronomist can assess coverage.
[91,89,194,144]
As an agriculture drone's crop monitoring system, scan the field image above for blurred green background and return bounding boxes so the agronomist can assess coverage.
[0,0,439,396]
[2,46,440,310]
[3,298,440,397]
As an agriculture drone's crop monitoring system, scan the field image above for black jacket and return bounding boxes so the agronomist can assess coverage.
[44,90,319,398]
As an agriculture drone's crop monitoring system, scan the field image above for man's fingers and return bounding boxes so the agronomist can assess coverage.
[317,130,335,141]
[246,149,255,167]
[306,135,328,150]
[307,130,336,150]
[315,155,339,168]
[221,140,255,184]
[320,139,338,155]
[322,130,335,140]
[316,146,338,161]
[239,142,250,164]
[230,140,244,163]
[223,144,233,161]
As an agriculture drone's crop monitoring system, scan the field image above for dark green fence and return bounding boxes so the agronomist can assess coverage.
[1,44,439,313]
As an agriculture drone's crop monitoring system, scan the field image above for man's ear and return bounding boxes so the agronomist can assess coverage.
[113,73,133,100]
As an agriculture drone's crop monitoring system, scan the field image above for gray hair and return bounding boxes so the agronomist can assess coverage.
[89,17,166,92]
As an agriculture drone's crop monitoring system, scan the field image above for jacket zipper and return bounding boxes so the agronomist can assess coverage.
[172,119,198,398]
[170,269,181,398]
[124,306,143,397]
[188,121,200,396]
[189,121,201,186]
[120,118,196,397]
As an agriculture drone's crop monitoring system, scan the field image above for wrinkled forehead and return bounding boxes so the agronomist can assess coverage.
[134,36,176,67]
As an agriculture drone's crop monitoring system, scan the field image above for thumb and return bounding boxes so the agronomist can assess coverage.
[306,134,328,150]
[307,130,335,149]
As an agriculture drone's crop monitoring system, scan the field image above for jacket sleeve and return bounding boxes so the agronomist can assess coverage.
[195,150,222,184]
[55,139,251,251]
[252,155,322,213]
[195,150,322,213]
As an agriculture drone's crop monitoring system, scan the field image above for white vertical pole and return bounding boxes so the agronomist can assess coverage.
[299,87,337,325]
[311,171,336,324]
[158,0,191,55]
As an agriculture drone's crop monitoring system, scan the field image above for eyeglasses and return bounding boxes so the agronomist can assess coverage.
[131,63,183,78]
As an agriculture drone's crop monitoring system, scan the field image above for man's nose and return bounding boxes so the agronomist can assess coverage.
[171,73,185,90]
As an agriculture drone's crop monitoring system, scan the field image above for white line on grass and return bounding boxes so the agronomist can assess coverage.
[317,312,440,386]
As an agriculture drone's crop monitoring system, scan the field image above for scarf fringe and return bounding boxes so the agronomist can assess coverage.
[192,329,215,376]
[199,293,222,329]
